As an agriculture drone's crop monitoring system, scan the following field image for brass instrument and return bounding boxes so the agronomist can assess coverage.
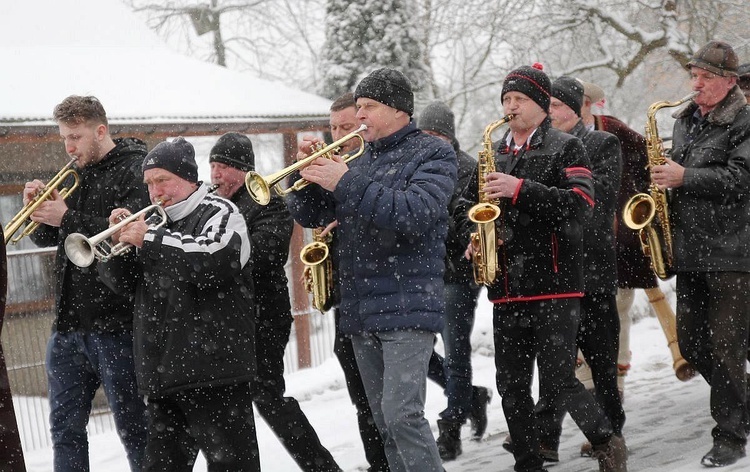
[4,157,80,244]
[468,115,513,286]
[245,124,367,205]
[301,228,334,312]
[64,203,168,268]
[622,91,698,280]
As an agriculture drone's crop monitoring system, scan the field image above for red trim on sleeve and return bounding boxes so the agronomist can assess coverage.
[489,292,585,304]
[573,187,594,207]
[511,179,524,205]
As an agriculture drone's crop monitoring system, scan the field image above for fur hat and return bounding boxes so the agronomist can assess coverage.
[209,133,255,172]
[354,68,414,116]
[502,63,551,112]
[552,76,584,116]
[142,137,198,183]
[687,40,739,77]
[417,101,456,144]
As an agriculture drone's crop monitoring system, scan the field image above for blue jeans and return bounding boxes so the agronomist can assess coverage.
[440,282,480,421]
[46,331,147,472]
[352,331,442,472]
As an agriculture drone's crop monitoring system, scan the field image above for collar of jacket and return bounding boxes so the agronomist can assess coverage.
[672,85,747,126]
[79,137,146,176]
[368,120,417,154]
[165,182,210,221]
[497,116,552,154]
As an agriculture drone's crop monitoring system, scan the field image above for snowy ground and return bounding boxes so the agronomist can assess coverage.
[20,281,750,471]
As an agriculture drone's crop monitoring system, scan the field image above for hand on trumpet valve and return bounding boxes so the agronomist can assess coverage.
[22,180,46,205]
[25,184,67,227]
[296,135,324,161]
[299,153,348,192]
[109,209,148,249]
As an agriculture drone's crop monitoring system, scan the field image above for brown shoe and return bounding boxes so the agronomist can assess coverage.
[581,440,593,457]
[592,435,627,472]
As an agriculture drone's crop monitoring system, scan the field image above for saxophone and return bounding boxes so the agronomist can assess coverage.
[622,91,698,280]
[300,228,334,312]
[468,114,513,286]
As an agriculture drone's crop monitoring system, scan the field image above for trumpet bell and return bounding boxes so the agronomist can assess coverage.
[245,172,272,206]
[64,233,96,268]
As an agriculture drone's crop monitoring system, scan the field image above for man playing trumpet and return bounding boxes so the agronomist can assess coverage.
[24,95,149,472]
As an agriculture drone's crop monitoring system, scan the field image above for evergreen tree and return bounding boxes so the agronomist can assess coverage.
[319,0,429,102]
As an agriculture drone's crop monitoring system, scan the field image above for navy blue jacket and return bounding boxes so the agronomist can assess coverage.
[287,121,457,335]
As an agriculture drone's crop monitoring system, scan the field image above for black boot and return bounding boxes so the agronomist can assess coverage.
[437,419,463,461]
[469,386,492,440]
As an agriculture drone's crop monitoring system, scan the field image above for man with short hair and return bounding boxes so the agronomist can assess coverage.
[287,68,457,472]
[209,132,341,472]
[651,40,750,467]
[25,95,148,472]
[99,137,261,471]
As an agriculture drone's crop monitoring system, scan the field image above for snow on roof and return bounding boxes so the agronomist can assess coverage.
[0,0,332,125]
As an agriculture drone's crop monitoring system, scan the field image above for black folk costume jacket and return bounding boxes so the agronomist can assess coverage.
[456,118,594,303]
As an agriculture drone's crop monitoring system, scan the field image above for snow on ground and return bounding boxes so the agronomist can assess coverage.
[20,281,750,471]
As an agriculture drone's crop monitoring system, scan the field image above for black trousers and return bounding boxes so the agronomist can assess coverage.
[677,271,750,447]
[143,383,260,472]
[333,310,390,472]
[493,298,612,472]
[535,290,625,447]
[253,320,340,471]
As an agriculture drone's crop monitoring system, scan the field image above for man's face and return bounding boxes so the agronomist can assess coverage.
[502,91,547,134]
[210,162,245,199]
[58,120,105,168]
[355,98,402,142]
[549,97,578,133]
[691,67,737,112]
[144,168,195,207]
[330,106,360,155]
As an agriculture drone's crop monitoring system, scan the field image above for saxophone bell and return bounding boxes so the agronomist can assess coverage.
[300,228,334,313]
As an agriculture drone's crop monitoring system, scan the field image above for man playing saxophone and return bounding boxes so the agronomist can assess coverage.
[456,64,627,472]
[650,40,750,468]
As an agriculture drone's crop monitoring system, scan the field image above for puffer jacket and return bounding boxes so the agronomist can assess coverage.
[99,184,256,397]
[669,85,750,272]
[456,118,594,302]
[30,138,150,333]
[286,121,457,335]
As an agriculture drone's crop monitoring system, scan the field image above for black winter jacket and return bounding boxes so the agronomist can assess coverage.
[670,86,750,272]
[456,118,594,302]
[99,185,256,397]
[230,190,293,327]
[569,120,622,294]
[445,148,478,286]
[31,138,149,333]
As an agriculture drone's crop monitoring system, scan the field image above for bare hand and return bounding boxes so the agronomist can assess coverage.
[108,208,133,244]
[118,215,148,249]
[483,172,521,200]
[22,180,45,205]
[318,220,338,237]
[297,135,324,161]
[29,188,68,227]
[651,159,684,190]
[299,154,348,192]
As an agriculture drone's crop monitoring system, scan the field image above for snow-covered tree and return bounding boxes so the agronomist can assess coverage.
[319,0,430,102]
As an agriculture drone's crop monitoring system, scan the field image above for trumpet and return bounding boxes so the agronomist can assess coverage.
[245,124,367,205]
[4,157,80,244]
[64,203,168,268]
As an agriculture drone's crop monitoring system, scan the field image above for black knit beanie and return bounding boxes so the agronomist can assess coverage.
[502,63,551,112]
[418,101,456,144]
[354,68,414,116]
[551,76,584,116]
[142,137,198,183]
[209,132,255,172]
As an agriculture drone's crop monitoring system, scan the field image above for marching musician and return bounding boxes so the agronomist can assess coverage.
[209,133,341,471]
[651,40,750,467]
[456,64,627,472]
[286,68,457,472]
[534,76,624,461]
[24,96,148,472]
[98,138,261,471]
